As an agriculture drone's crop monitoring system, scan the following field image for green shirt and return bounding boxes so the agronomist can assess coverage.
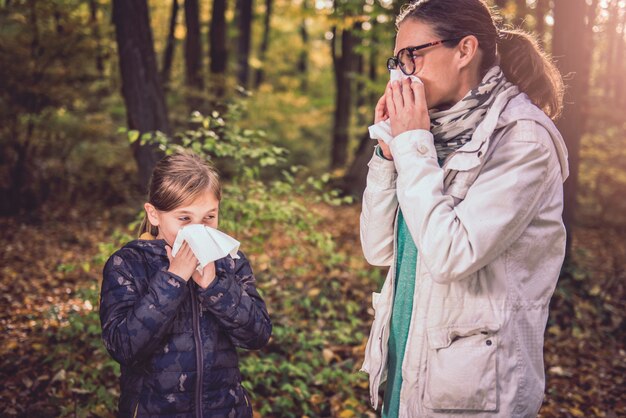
[378,148,443,417]
[382,210,417,417]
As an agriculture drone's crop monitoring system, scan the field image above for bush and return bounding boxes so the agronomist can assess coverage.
[47,101,383,417]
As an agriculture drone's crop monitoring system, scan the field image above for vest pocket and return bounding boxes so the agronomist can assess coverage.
[424,324,499,412]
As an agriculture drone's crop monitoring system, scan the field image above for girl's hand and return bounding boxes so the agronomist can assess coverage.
[374,86,394,160]
[386,78,430,138]
[166,242,198,281]
[192,262,216,289]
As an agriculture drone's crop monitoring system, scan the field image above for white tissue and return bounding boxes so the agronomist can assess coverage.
[171,224,240,271]
[368,70,423,144]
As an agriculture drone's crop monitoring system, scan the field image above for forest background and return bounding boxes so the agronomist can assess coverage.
[0,0,624,416]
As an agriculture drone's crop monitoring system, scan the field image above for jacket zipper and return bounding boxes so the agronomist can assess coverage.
[191,290,204,418]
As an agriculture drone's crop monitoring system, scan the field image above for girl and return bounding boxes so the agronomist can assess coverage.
[360,0,568,417]
[100,152,271,417]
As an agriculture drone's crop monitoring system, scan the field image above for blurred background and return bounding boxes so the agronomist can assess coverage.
[0,0,624,416]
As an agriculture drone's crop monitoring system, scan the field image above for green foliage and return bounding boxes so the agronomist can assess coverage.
[0,1,130,214]
[43,284,120,417]
[38,102,373,417]
[143,100,352,253]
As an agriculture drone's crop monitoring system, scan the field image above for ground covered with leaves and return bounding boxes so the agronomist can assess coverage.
[0,204,624,417]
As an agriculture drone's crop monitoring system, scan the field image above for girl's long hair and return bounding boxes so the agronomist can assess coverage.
[397,0,564,119]
[139,152,222,237]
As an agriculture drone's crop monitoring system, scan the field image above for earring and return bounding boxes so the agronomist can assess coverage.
[150,225,159,237]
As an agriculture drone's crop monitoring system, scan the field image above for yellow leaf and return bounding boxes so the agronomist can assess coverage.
[308,288,321,297]
[338,410,355,418]
[322,348,334,363]
[589,285,601,296]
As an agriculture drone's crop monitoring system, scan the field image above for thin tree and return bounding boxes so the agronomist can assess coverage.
[612,9,626,105]
[298,0,309,92]
[209,0,228,74]
[184,0,203,89]
[330,25,355,169]
[494,0,508,9]
[514,0,526,27]
[254,0,272,87]
[552,0,587,255]
[602,0,619,96]
[236,0,253,89]
[579,0,599,130]
[534,0,549,45]
[112,0,171,190]
[88,0,104,78]
[161,0,180,85]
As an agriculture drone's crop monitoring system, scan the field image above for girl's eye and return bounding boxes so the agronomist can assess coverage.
[204,216,216,221]
[178,217,190,222]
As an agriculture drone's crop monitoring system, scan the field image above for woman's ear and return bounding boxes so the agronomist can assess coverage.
[144,203,160,227]
[456,35,480,70]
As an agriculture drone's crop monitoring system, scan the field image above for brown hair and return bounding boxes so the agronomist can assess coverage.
[139,152,222,237]
[397,0,564,119]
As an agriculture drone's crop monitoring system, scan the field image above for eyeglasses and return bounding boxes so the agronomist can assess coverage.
[387,38,462,76]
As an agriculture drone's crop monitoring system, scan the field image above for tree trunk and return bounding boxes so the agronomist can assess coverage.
[494,0,508,10]
[298,0,309,92]
[534,0,549,46]
[254,0,272,87]
[354,22,367,127]
[184,0,203,88]
[552,0,587,256]
[331,26,355,169]
[112,0,170,190]
[344,23,380,198]
[603,0,619,96]
[88,0,104,78]
[209,0,228,74]
[514,0,526,27]
[236,0,253,89]
[612,11,626,105]
[578,0,598,132]
[161,0,179,85]
[343,132,374,198]
[368,20,378,106]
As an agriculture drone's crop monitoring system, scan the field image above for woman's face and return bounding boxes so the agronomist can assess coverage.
[394,19,464,110]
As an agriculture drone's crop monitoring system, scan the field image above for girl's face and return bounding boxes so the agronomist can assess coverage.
[145,189,220,246]
[394,19,471,109]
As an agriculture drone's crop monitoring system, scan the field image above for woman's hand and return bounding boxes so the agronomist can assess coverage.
[166,242,198,281]
[192,262,216,289]
[386,78,430,138]
[374,86,394,160]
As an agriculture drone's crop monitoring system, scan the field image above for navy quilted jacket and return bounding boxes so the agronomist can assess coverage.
[100,239,271,418]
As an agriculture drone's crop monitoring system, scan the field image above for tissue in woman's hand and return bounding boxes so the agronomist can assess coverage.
[171,224,240,269]
[368,70,423,144]
[389,68,422,84]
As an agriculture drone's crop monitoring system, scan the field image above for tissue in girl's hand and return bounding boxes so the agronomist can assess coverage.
[171,224,240,270]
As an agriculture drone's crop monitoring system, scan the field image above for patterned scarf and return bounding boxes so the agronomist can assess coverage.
[429,66,515,160]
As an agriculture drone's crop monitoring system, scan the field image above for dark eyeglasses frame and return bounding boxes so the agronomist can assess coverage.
[387,38,463,76]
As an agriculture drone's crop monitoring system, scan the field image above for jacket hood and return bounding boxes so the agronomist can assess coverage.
[496,93,569,182]
[446,90,569,183]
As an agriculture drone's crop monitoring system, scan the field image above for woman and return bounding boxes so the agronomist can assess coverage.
[360,1,568,417]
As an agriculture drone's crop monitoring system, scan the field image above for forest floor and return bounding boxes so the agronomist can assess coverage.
[0,203,624,417]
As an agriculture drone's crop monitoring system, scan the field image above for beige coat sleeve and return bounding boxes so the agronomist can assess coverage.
[360,148,399,267]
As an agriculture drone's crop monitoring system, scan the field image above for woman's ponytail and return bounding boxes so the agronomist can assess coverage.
[498,29,564,120]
